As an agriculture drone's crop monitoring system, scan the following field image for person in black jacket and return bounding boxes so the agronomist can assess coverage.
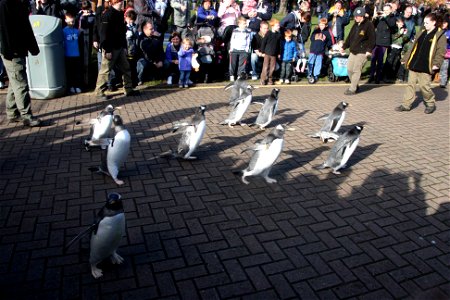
[94,0,138,99]
[136,21,165,84]
[341,7,375,95]
[0,0,42,126]
[260,19,282,85]
[369,3,397,83]
[243,0,272,32]
[31,0,63,19]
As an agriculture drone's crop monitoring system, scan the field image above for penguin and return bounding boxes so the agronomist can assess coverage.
[224,72,248,103]
[309,101,349,143]
[162,105,206,160]
[84,105,120,150]
[250,88,280,130]
[89,115,131,185]
[317,125,363,174]
[236,124,285,184]
[65,192,126,279]
[220,85,255,127]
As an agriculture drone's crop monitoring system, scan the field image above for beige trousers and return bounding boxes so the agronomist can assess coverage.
[347,53,368,92]
[402,70,436,108]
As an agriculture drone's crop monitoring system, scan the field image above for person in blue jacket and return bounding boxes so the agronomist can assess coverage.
[277,29,298,84]
[197,0,218,26]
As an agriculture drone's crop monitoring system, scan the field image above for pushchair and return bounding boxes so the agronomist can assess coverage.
[327,52,349,82]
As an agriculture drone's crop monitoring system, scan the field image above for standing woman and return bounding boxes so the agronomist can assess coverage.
[396,13,446,114]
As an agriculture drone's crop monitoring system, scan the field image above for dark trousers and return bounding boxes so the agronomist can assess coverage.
[127,57,138,87]
[280,61,293,80]
[261,55,277,84]
[229,51,248,77]
[370,45,387,81]
[65,56,82,88]
[383,47,402,81]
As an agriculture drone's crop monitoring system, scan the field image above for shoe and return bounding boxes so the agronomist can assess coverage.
[124,89,140,96]
[344,89,356,95]
[69,87,76,94]
[367,77,374,83]
[394,105,410,112]
[285,79,290,84]
[96,94,111,101]
[167,76,172,85]
[251,75,258,80]
[188,80,193,85]
[260,79,267,86]
[8,115,22,123]
[375,79,380,84]
[439,84,446,88]
[75,87,82,93]
[108,85,118,92]
[184,84,189,88]
[230,76,235,82]
[179,84,183,88]
[0,82,6,89]
[268,81,274,85]
[276,79,283,85]
[137,81,143,86]
[424,105,436,114]
[23,117,41,127]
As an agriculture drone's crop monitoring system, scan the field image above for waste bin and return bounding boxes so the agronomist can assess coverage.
[27,15,66,99]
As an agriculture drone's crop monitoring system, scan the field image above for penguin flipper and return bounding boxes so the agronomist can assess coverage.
[160,150,175,158]
[314,163,328,170]
[224,82,234,90]
[64,223,96,252]
[317,114,329,120]
[172,122,190,133]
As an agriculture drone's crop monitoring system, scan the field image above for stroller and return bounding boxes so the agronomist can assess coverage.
[327,52,349,82]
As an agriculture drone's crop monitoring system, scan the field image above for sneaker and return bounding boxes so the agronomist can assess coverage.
[179,84,183,88]
[69,87,76,94]
[424,105,436,114]
[184,84,189,89]
[285,79,290,84]
[344,89,356,95]
[0,82,6,89]
[276,79,284,85]
[23,117,42,127]
[75,87,82,93]
[167,76,172,85]
[394,105,411,112]
[188,80,193,85]
[251,75,258,80]
[230,76,235,82]
[137,81,143,86]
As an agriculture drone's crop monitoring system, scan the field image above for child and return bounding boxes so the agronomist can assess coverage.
[229,17,252,81]
[125,9,139,86]
[278,29,297,84]
[164,32,181,85]
[382,17,409,83]
[63,12,82,93]
[178,38,194,88]
[329,40,344,55]
[260,19,282,85]
[307,18,332,84]
[439,14,449,89]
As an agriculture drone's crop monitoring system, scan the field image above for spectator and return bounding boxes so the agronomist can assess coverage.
[125,9,139,86]
[178,38,195,88]
[124,0,134,17]
[94,0,138,100]
[241,0,257,17]
[341,7,375,95]
[217,0,241,37]
[77,0,96,86]
[0,57,6,89]
[250,20,269,80]
[260,19,282,85]
[31,0,63,18]
[326,1,350,42]
[155,0,167,18]
[315,0,327,20]
[397,5,416,82]
[172,0,192,39]
[307,17,332,84]
[164,32,182,85]
[136,21,165,85]
[243,0,272,33]
[228,17,252,81]
[277,29,297,84]
[369,3,397,84]
[280,10,311,60]
[395,13,446,114]
[382,16,409,83]
[197,0,218,26]
[63,12,82,94]
[439,14,449,89]
[0,0,42,126]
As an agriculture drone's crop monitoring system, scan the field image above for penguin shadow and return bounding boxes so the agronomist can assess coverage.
[345,142,382,170]
[275,147,328,178]
[338,121,369,133]
[200,131,261,157]
[274,110,310,127]
[239,108,296,127]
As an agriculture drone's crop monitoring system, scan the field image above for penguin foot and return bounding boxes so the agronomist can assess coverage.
[264,177,277,184]
[239,122,247,126]
[110,252,124,264]
[114,178,125,185]
[84,140,91,151]
[332,169,342,175]
[184,156,197,160]
[91,265,103,279]
[241,176,250,185]
[228,123,235,128]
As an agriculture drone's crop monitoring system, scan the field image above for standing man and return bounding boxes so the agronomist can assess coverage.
[341,7,375,95]
[94,0,138,100]
[0,0,42,126]
[171,0,191,39]
[250,21,269,80]
[395,13,446,114]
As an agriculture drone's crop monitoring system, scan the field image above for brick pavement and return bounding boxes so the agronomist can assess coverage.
[0,82,449,299]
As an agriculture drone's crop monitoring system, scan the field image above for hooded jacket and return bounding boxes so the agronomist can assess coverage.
[343,18,375,55]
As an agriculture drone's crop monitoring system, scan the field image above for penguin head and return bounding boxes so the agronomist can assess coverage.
[238,72,247,80]
[198,105,206,115]
[246,85,255,91]
[105,105,115,114]
[105,192,123,211]
[355,125,364,132]
[113,115,124,126]
[339,101,349,109]
[273,124,286,138]
[271,88,280,99]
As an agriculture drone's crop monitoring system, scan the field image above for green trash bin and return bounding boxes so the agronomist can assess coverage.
[27,15,66,99]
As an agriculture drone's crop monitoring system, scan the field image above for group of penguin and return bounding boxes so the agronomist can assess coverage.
[68,75,364,278]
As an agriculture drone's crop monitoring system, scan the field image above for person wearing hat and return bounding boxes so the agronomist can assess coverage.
[341,6,375,95]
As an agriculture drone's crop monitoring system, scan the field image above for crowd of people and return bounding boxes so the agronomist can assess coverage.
[0,0,449,125]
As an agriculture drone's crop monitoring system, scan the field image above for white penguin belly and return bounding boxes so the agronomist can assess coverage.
[184,121,205,158]
[333,111,345,132]
[107,130,131,178]
[92,116,113,140]
[230,96,252,123]
[252,139,283,175]
[338,137,359,169]
[90,214,126,264]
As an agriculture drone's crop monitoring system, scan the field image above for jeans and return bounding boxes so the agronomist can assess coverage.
[250,53,263,77]
[307,54,323,78]
[179,70,191,86]
[280,61,293,80]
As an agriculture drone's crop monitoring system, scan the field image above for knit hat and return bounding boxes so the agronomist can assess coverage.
[353,7,365,17]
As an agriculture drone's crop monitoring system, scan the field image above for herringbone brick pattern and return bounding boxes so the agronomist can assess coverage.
[0,83,448,299]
